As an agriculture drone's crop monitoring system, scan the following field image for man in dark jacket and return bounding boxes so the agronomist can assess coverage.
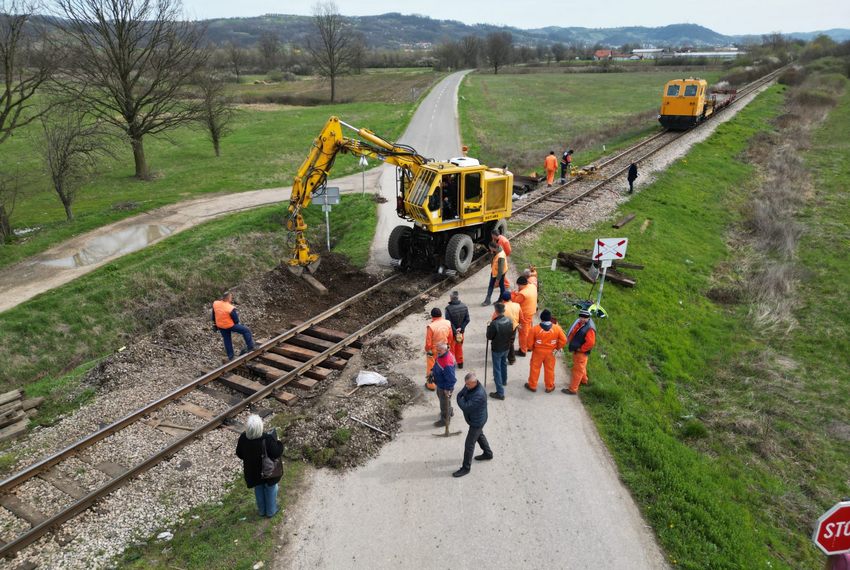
[627,162,638,194]
[444,291,470,369]
[453,372,493,477]
[486,303,513,400]
[430,342,457,427]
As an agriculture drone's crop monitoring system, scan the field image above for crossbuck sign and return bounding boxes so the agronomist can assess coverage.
[592,237,629,308]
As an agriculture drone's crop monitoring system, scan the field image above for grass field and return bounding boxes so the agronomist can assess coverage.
[0,75,431,269]
[458,70,722,174]
[233,68,444,105]
[0,194,376,424]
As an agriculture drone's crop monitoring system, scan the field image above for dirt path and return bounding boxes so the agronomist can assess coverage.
[0,71,471,314]
[275,264,669,569]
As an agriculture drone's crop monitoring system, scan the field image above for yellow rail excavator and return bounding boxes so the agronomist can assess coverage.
[287,116,513,275]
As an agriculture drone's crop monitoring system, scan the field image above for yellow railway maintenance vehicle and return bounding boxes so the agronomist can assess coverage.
[287,116,513,275]
[658,77,737,130]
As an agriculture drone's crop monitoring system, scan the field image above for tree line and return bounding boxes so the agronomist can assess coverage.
[0,0,356,239]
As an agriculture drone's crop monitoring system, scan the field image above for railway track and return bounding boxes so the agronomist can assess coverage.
[510,66,787,230]
[0,65,787,563]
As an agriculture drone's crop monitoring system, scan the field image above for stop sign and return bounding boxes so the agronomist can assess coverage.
[813,501,850,555]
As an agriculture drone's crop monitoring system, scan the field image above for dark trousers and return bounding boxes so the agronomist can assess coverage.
[485,275,506,303]
[437,388,453,422]
[628,178,635,193]
[560,163,568,180]
[220,324,254,360]
[508,328,517,363]
[462,425,492,469]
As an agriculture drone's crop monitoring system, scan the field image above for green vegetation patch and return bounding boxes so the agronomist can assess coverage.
[512,85,796,568]
[459,70,722,174]
[0,194,376,419]
[119,461,304,570]
[1,101,409,268]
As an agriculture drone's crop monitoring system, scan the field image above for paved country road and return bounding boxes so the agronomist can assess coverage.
[0,70,470,314]
[275,263,669,569]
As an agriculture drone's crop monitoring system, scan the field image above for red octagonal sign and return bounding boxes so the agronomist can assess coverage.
[814,501,850,555]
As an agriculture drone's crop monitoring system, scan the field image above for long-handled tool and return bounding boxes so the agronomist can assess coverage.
[433,391,461,437]
[483,339,489,389]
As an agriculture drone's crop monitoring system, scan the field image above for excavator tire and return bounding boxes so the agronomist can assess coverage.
[388,225,412,261]
[445,233,474,275]
[492,218,508,240]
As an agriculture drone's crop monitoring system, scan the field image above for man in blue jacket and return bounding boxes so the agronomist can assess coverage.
[453,372,493,478]
[431,342,457,428]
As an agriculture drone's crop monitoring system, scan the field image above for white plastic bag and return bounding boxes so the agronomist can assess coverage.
[356,371,388,386]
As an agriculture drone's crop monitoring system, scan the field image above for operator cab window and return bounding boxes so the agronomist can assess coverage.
[684,84,698,97]
[464,173,481,204]
[440,174,459,220]
[666,84,680,96]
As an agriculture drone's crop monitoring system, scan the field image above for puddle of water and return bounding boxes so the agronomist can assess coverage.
[40,224,175,268]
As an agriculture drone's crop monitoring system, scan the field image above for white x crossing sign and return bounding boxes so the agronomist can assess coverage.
[593,237,628,268]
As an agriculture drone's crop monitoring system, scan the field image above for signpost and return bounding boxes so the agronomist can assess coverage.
[312,187,340,252]
[813,501,850,556]
[591,237,628,308]
[358,156,368,195]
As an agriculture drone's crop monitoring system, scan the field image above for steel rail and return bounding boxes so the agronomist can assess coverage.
[0,266,459,559]
[0,272,402,494]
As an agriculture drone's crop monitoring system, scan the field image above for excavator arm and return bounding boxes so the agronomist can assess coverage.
[287,116,427,273]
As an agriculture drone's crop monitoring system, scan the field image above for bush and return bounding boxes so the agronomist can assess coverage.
[778,66,808,86]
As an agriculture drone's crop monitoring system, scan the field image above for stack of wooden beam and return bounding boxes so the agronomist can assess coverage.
[0,390,44,442]
[557,250,643,287]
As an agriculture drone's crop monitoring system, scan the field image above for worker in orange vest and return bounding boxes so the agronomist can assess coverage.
[490,229,511,257]
[563,309,597,395]
[511,275,538,356]
[492,290,521,364]
[212,291,255,361]
[482,242,508,306]
[425,307,453,391]
[524,309,567,393]
[544,150,558,187]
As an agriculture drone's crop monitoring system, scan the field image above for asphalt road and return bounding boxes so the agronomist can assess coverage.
[276,263,669,569]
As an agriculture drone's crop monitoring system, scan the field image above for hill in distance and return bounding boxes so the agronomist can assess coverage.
[202,13,850,49]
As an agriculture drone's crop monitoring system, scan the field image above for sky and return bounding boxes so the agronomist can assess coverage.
[180,0,850,36]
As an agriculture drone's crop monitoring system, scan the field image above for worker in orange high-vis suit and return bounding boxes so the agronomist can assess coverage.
[482,242,508,306]
[212,291,255,361]
[562,309,596,395]
[524,309,567,393]
[425,307,453,391]
[511,275,538,356]
[544,150,558,187]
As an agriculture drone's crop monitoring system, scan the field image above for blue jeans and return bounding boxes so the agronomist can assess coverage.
[491,349,508,396]
[220,324,254,360]
[254,482,278,517]
[485,275,506,303]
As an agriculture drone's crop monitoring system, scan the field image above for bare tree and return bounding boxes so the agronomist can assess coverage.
[307,1,353,103]
[226,40,246,83]
[349,32,366,74]
[551,42,566,62]
[195,71,235,157]
[485,31,512,74]
[40,109,116,221]
[0,0,54,144]
[0,169,22,241]
[459,35,481,68]
[258,31,280,71]
[55,0,208,180]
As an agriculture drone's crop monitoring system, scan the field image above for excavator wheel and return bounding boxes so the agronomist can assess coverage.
[492,218,508,238]
[388,225,412,262]
[445,233,474,275]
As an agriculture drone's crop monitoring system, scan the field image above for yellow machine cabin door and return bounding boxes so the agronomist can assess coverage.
[462,172,483,220]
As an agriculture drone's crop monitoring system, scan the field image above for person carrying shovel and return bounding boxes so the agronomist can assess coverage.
[431,342,459,437]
